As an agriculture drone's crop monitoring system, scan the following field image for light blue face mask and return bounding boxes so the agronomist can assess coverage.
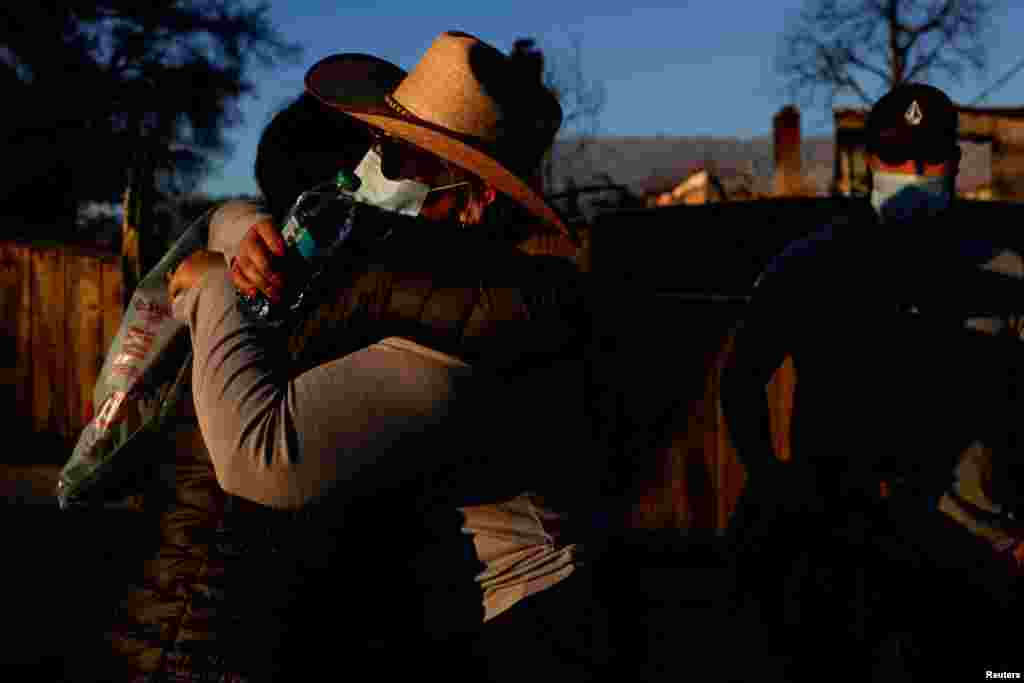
[870,170,952,223]
[351,148,471,217]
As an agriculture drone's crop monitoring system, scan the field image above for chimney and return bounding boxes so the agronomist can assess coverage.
[773,106,803,197]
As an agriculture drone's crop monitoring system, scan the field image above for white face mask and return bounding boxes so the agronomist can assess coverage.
[350,148,472,218]
[351,148,431,217]
[870,170,952,223]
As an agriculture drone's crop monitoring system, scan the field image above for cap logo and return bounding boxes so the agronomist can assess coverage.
[905,100,924,126]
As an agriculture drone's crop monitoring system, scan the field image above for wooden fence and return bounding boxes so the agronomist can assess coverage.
[603,294,795,532]
[588,199,846,531]
[0,242,123,451]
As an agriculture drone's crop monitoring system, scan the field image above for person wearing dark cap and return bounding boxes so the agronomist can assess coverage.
[722,82,1024,680]
[166,32,615,682]
[866,84,1024,659]
[865,83,961,223]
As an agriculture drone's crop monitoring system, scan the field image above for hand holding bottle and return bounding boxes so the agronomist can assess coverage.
[230,220,288,303]
[234,170,362,323]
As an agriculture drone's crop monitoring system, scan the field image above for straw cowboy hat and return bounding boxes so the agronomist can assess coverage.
[305,31,567,234]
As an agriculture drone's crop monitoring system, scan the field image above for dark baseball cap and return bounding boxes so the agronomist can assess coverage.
[865,83,959,163]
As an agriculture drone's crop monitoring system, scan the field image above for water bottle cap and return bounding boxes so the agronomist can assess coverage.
[335,170,360,193]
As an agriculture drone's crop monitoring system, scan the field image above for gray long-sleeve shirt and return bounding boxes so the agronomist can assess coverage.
[174,264,472,508]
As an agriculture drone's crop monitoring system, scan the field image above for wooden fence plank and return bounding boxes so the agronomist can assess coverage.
[768,356,796,463]
[101,259,123,367]
[686,346,722,531]
[0,245,19,370]
[14,245,33,434]
[0,244,18,337]
[0,244,25,439]
[31,247,67,437]
[710,340,736,530]
[65,254,103,436]
[714,393,738,530]
[64,254,81,436]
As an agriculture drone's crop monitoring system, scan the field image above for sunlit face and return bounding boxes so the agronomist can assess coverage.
[867,139,961,178]
[870,156,956,178]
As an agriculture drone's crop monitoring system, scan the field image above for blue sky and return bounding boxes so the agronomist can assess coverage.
[199,0,1024,197]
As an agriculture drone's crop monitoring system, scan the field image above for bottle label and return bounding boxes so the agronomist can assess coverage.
[281,216,319,261]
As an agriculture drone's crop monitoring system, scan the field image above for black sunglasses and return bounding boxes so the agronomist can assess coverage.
[369,129,449,179]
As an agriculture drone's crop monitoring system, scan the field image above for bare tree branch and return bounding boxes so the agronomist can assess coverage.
[970,56,1024,105]
[778,0,999,112]
[510,35,605,193]
[844,50,892,86]
[543,34,605,137]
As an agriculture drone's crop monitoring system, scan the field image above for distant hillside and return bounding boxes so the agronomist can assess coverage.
[548,135,833,197]
[548,135,991,198]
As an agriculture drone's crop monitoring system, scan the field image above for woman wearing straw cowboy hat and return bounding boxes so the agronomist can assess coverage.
[168,32,616,681]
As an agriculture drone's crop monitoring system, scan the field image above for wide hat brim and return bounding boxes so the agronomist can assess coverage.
[305,42,568,236]
[302,53,408,113]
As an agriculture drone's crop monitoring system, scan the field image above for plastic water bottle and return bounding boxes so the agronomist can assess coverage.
[237,170,362,323]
